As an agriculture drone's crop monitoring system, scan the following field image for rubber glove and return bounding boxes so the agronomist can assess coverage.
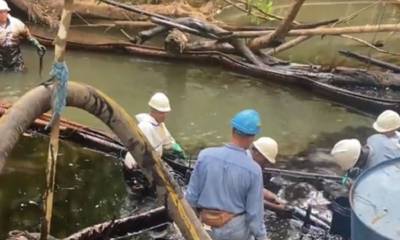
[172,143,187,160]
[29,37,46,56]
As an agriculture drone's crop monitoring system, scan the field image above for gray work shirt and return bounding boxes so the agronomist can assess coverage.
[366,131,400,169]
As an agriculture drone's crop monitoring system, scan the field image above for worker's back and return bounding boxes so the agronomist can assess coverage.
[186,144,261,213]
[366,132,400,169]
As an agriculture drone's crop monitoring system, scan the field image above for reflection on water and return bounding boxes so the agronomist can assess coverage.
[0,135,139,239]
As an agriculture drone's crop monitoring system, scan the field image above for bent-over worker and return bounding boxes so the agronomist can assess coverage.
[123,92,185,199]
[249,137,286,212]
[331,110,400,179]
[123,92,184,169]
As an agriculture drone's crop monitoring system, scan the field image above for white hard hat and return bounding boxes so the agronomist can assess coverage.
[253,137,278,164]
[0,1,10,11]
[148,92,171,112]
[331,139,361,170]
[373,110,400,133]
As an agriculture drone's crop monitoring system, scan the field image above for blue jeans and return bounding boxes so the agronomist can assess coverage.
[209,214,254,240]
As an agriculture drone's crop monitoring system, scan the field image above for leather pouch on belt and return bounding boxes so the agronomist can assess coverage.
[200,209,235,228]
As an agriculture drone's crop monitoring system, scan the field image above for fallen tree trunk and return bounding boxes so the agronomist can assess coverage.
[99,1,231,40]
[233,23,400,38]
[70,18,339,32]
[0,82,211,240]
[134,17,228,44]
[133,16,268,66]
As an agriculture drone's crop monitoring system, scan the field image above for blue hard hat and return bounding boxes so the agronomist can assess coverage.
[231,109,261,135]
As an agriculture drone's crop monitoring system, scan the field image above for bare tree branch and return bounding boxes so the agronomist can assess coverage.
[332,2,378,27]
[338,34,400,56]
[223,0,270,21]
[249,0,306,50]
[265,35,312,55]
[235,0,292,22]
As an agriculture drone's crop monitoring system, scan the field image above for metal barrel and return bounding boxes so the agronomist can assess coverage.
[350,158,400,240]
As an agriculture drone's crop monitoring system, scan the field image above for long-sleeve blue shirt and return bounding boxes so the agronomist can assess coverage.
[185,144,267,239]
[366,132,400,169]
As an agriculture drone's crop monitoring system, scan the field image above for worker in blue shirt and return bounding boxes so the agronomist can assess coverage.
[185,109,268,240]
[366,109,400,168]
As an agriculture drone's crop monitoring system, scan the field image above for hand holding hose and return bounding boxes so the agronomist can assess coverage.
[172,142,187,160]
[36,44,46,57]
[29,37,46,56]
[28,37,46,76]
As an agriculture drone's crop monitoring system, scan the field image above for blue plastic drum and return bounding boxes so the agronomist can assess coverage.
[350,158,400,240]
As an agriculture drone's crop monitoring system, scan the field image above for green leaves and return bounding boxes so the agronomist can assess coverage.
[248,0,273,25]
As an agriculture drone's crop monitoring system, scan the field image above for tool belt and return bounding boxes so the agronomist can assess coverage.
[200,209,240,228]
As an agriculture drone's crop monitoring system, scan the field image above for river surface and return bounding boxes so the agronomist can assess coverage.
[1,0,395,238]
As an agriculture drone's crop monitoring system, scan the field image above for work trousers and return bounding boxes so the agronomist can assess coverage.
[0,46,24,72]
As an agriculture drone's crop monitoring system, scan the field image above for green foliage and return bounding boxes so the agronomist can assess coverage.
[247,0,273,25]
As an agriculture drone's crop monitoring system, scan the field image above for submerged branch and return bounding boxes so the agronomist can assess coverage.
[339,50,400,73]
[65,207,169,240]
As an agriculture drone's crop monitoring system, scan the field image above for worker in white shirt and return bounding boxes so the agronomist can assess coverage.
[0,0,46,72]
[123,92,184,169]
